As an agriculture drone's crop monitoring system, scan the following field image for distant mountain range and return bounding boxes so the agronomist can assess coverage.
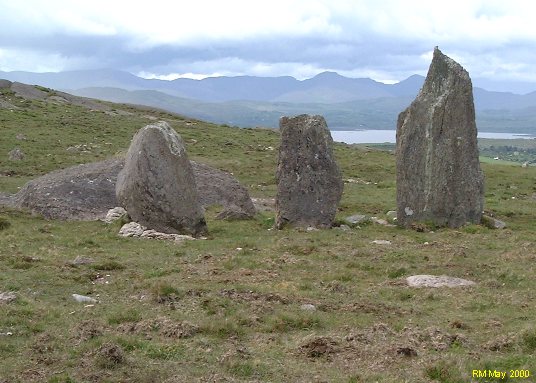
[2,69,536,133]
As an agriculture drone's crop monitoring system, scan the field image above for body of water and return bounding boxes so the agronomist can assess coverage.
[330,129,536,144]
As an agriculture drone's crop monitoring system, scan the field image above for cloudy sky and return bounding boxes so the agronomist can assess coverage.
[1,0,535,91]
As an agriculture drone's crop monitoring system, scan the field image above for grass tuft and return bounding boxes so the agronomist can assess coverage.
[0,216,11,230]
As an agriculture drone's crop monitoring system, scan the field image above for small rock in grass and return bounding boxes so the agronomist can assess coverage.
[406,275,475,288]
[70,256,95,266]
[8,148,24,161]
[118,222,145,237]
[371,217,396,227]
[72,294,98,303]
[386,210,397,222]
[344,214,369,225]
[103,207,127,224]
[481,215,506,229]
[371,240,391,245]
[0,291,17,305]
[300,304,317,311]
[119,222,195,243]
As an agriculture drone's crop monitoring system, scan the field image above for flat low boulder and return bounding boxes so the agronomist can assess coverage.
[406,275,476,288]
[118,222,196,243]
[5,139,255,222]
[191,161,256,219]
[13,158,123,220]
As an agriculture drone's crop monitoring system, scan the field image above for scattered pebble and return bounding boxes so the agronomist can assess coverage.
[70,256,95,266]
[103,207,127,224]
[72,294,98,303]
[0,291,17,305]
[386,210,397,221]
[344,214,369,225]
[371,240,391,245]
[371,217,396,227]
[8,148,25,161]
[481,215,507,229]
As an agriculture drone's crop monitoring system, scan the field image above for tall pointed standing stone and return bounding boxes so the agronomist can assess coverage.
[275,114,343,229]
[396,47,484,228]
[116,121,207,236]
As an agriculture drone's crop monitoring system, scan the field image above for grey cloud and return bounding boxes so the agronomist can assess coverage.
[1,7,536,90]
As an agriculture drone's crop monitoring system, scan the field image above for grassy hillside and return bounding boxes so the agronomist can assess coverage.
[1,88,536,382]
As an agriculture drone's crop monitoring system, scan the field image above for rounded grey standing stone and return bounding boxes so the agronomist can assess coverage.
[396,47,484,228]
[116,121,207,236]
[275,114,343,229]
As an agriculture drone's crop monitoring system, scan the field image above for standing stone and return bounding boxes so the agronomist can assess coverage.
[116,121,207,236]
[275,114,343,229]
[396,47,484,228]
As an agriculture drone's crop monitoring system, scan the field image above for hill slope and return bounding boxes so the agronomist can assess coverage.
[1,83,536,382]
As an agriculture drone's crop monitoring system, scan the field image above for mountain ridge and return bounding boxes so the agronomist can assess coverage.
[71,86,536,134]
[2,69,536,132]
[1,69,425,103]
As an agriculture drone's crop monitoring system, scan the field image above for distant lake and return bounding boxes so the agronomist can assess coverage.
[330,130,536,144]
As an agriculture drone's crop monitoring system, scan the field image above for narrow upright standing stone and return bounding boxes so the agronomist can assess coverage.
[276,114,343,229]
[396,47,484,228]
[116,121,207,236]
